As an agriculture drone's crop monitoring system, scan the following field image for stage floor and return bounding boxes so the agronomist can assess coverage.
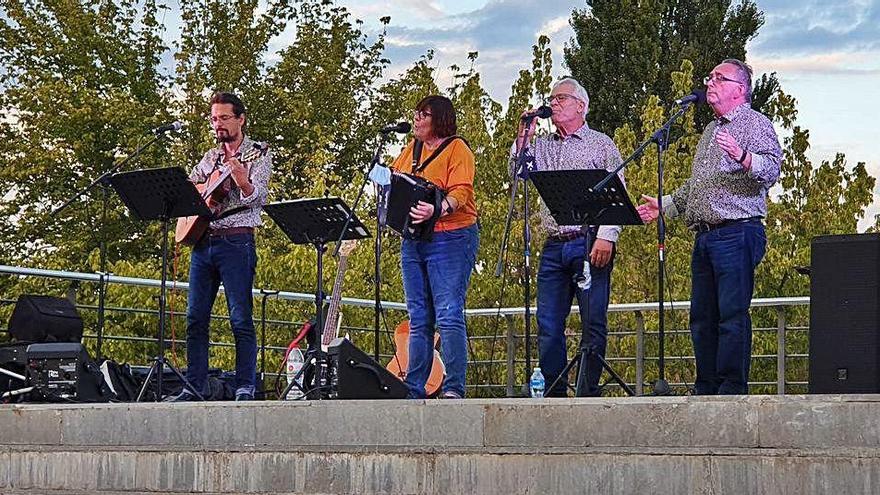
[2,395,879,494]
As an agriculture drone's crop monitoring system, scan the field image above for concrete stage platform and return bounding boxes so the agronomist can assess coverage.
[1,395,879,494]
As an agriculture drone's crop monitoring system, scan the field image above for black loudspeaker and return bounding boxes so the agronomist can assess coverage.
[809,234,880,393]
[9,295,83,343]
[26,343,111,402]
[327,338,408,399]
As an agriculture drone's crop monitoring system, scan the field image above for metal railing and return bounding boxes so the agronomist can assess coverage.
[0,264,811,396]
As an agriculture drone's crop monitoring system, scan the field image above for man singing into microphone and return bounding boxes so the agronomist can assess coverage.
[637,59,781,395]
[515,78,625,397]
[176,91,272,401]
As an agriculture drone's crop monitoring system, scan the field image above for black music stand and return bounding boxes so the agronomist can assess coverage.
[531,169,642,397]
[108,166,210,402]
[263,198,370,400]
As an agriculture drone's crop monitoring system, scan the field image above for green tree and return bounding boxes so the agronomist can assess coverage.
[565,0,765,133]
[0,0,170,270]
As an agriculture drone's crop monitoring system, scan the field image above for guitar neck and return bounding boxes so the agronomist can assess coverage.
[322,255,349,346]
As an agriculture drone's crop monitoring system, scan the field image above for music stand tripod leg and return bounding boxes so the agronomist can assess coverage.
[576,345,635,397]
[572,282,636,397]
[307,240,331,400]
[135,356,206,402]
[545,278,636,398]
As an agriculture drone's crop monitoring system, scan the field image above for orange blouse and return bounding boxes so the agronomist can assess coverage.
[390,138,477,232]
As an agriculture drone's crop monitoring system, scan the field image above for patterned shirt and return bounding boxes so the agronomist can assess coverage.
[666,103,781,227]
[514,123,625,242]
[189,135,272,230]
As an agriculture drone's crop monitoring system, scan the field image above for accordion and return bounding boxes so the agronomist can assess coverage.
[386,171,441,241]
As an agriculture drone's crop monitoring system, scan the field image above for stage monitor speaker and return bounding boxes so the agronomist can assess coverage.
[809,233,880,393]
[26,342,111,402]
[327,338,408,399]
[9,294,83,343]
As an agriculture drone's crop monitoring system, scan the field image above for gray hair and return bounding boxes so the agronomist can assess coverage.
[552,77,590,117]
[721,58,753,102]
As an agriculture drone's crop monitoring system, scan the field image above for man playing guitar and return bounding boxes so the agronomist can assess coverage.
[175,92,272,401]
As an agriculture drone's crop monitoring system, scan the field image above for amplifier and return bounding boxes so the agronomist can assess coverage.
[327,338,408,399]
[26,343,109,402]
[1,341,30,397]
[0,341,30,367]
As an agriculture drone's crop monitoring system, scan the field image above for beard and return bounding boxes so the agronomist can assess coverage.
[216,129,236,143]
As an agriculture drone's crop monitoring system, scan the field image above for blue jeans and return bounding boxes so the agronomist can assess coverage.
[690,221,766,395]
[401,224,479,399]
[186,233,258,397]
[537,231,614,397]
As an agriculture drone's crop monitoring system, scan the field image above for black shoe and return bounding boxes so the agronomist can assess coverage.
[235,392,254,401]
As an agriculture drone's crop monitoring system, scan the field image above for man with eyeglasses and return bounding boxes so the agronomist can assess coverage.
[175,91,273,402]
[637,59,781,395]
[514,77,625,397]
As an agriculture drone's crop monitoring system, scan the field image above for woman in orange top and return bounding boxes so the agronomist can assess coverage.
[390,95,479,399]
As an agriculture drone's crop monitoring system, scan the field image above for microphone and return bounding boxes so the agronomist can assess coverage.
[154,121,184,134]
[380,122,412,134]
[521,105,552,120]
[674,89,706,107]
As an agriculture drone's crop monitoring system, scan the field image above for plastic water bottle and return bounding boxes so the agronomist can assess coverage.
[530,367,545,398]
[285,347,305,400]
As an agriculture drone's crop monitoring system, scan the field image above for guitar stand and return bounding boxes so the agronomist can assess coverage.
[263,198,370,401]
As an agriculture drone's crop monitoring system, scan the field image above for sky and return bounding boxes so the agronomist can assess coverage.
[326,0,880,230]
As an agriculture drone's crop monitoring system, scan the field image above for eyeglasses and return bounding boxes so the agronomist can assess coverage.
[549,93,580,104]
[414,110,432,120]
[703,74,744,86]
[210,114,238,124]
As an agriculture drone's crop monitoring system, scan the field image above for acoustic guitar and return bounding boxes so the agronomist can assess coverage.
[174,143,267,245]
[386,320,445,397]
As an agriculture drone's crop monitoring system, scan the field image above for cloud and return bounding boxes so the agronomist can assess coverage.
[378,0,578,102]
[345,0,445,23]
[752,0,880,56]
[750,50,880,76]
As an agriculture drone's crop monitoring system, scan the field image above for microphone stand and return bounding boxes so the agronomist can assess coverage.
[51,131,169,360]
[593,102,693,395]
[333,131,391,361]
[495,115,539,396]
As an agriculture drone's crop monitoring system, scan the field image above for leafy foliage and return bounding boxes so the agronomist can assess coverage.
[0,1,874,396]
[565,0,766,132]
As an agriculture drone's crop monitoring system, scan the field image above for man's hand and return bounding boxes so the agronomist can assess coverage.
[716,129,751,170]
[590,239,614,268]
[409,200,435,224]
[637,195,660,224]
[227,157,254,196]
[515,109,538,152]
